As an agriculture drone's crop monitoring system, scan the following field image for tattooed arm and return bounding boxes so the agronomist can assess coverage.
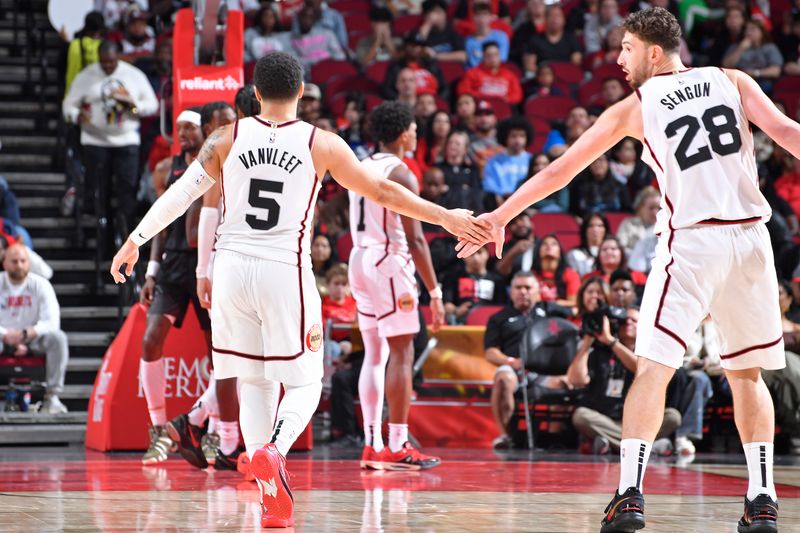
[196,123,234,179]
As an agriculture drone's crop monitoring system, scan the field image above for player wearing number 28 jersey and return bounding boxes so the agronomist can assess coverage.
[110,53,490,528]
[457,8,797,533]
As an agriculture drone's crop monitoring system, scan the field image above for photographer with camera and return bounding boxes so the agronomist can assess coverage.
[567,304,681,454]
[484,271,573,448]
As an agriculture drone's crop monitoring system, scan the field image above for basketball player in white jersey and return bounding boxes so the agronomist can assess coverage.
[110,52,490,528]
[349,102,445,471]
[457,8,795,532]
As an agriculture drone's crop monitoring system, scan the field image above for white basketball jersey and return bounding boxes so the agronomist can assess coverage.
[349,153,410,258]
[637,67,771,234]
[216,117,320,267]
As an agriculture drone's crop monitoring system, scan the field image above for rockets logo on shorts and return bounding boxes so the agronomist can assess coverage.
[305,324,322,352]
[397,293,415,313]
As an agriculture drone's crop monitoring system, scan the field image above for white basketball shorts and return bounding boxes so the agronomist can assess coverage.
[348,247,420,338]
[210,249,323,386]
[637,221,785,371]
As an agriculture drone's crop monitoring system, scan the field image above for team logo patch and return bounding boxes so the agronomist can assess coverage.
[306,324,322,352]
[397,293,415,313]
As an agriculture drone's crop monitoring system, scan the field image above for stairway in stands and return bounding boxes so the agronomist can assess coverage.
[0,0,124,443]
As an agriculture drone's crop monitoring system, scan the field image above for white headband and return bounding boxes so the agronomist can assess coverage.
[176,110,201,126]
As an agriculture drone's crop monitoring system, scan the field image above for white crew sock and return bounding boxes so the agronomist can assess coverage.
[140,359,166,426]
[388,423,408,453]
[618,438,652,494]
[743,442,777,501]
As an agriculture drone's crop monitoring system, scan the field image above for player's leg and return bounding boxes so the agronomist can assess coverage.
[491,366,519,448]
[140,311,173,465]
[602,228,712,532]
[710,223,783,532]
[384,333,415,449]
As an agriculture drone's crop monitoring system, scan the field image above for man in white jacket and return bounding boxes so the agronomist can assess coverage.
[62,40,158,273]
[0,245,69,414]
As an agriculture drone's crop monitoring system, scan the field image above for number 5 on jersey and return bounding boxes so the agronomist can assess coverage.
[247,179,282,231]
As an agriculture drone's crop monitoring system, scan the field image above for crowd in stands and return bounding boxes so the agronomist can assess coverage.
[42,0,800,451]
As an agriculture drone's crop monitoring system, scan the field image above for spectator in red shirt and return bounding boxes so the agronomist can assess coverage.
[321,264,357,341]
[532,234,580,307]
[584,236,647,287]
[457,41,523,105]
[774,155,800,218]
[382,33,447,100]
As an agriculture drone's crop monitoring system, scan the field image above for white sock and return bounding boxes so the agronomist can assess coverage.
[743,442,777,500]
[388,423,408,453]
[188,373,217,427]
[271,381,322,457]
[140,359,166,426]
[365,422,384,452]
[217,420,240,456]
[208,415,219,434]
[239,376,278,460]
[358,328,389,450]
[618,438,652,494]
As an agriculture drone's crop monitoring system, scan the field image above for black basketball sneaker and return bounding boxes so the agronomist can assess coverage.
[166,413,208,469]
[214,447,242,471]
[737,494,778,533]
[600,486,646,533]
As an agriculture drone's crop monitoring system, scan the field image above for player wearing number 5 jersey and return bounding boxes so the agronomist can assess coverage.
[109,52,490,529]
[349,102,445,471]
[457,8,796,533]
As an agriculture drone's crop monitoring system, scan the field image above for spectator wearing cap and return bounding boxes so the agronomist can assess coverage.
[356,7,402,67]
[417,0,467,63]
[120,7,155,61]
[292,0,348,51]
[299,83,323,122]
[467,99,504,173]
[381,34,446,100]
[457,42,522,105]
[244,4,289,62]
[290,4,346,77]
[483,116,533,206]
[523,4,582,73]
[465,3,509,68]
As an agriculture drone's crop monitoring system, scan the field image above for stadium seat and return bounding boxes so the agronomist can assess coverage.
[324,75,380,107]
[435,95,451,112]
[439,61,466,85]
[311,59,358,84]
[395,15,423,35]
[365,60,390,84]
[532,213,580,237]
[346,13,372,33]
[524,95,577,121]
[483,96,512,120]
[465,305,504,326]
[772,75,800,94]
[557,232,581,251]
[419,304,433,325]
[577,77,604,108]
[592,62,626,83]
[605,212,630,235]
[348,30,370,51]
[549,61,585,85]
[330,0,370,14]
[335,232,353,263]
[329,92,384,116]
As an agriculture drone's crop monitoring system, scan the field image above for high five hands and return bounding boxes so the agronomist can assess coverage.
[454,212,506,259]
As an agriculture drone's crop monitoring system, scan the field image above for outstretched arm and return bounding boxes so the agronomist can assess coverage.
[110,125,233,283]
[457,95,637,257]
[313,129,491,244]
[731,69,800,160]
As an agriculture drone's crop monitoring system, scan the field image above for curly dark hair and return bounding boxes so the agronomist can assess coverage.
[200,101,233,129]
[368,101,415,145]
[235,84,260,117]
[621,7,682,53]
[253,52,304,102]
[497,116,533,147]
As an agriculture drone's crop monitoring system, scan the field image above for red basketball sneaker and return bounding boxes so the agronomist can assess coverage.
[237,451,254,482]
[382,442,441,471]
[251,443,294,528]
[360,446,386,470]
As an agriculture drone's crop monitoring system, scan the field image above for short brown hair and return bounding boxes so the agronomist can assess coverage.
[622,7,682,53]
[325,263,349,284]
